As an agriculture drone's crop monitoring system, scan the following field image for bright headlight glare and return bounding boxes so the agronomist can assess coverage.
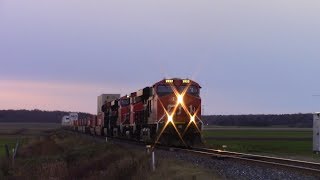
[190,116,195,122]
[177,94,183,104]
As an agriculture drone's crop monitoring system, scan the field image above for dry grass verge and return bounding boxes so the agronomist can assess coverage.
[1,130,221,180]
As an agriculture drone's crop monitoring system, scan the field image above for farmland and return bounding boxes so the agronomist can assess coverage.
[202,126,319,161]
[0,123,60,157]
[0,138,16,157]
[203,128,312,139]
[1,123,319,178]
[0,123,221,179]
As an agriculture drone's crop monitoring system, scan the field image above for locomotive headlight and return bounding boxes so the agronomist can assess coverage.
[168,115,173,122]
[166,79,173,83]
[177,94,183,104]
[183,79,190,83]
[190,115,195,122]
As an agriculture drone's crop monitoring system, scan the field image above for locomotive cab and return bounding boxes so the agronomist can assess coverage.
[153,78,202,146]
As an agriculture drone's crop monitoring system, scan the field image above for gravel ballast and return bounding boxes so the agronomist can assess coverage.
[155,148,320,180]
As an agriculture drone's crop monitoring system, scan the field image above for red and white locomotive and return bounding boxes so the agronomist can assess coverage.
[72,78,202,145]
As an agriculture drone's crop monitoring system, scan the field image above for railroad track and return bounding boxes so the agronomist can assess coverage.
[171,146,320,175]
[105,135,320,175]
[65,130,320,175]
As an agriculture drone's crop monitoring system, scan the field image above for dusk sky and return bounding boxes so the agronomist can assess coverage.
[1,1,320,114]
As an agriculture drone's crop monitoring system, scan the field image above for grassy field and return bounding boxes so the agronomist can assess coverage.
[0,123,60,135]
[202,127,318,161]
[203,129,312,139]
[1,130,221,179]
[0,138,17,157]
[0,123,60,157]
[0,123,60,129]
[205,139,311,154]
[0,124,221,179]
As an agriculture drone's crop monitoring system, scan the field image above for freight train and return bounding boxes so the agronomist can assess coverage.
[63,78,203,146]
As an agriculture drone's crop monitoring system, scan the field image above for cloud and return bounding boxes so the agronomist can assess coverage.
[0,79,132,113]
[1,0,320,114]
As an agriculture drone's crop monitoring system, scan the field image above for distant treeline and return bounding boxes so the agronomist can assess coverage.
[0,109,91,123]
[0,110,313,127]
[202,114,313,128]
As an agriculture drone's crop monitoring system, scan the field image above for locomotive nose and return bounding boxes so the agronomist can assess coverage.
[177,94,183,105]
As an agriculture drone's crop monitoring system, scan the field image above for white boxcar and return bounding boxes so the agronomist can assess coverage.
[61,113,78,127]
[313,112,320,152]
[69,112,78,121]
[97,94,120,114]
[61,115,71,126]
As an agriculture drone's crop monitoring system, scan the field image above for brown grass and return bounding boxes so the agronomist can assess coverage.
[1,130,221,180]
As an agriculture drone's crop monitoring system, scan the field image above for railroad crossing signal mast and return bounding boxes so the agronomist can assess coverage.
[313,113,320,153]
[313,95,320,153]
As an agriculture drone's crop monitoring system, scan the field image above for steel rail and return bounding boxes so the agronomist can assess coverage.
[172,147,320,175]
[64,129,320,175]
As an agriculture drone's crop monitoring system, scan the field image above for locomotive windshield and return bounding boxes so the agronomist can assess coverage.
[179,85,199,96]
[120,99,130,106]
[157,85,173,96]
[157,85,199,96]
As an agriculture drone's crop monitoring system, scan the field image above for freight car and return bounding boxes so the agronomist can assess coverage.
[67,78,203,146]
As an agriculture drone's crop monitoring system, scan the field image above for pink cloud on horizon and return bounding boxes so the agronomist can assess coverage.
[0,79,134,114]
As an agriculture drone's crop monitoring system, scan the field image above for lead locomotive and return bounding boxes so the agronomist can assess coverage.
[73,78,202,146]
